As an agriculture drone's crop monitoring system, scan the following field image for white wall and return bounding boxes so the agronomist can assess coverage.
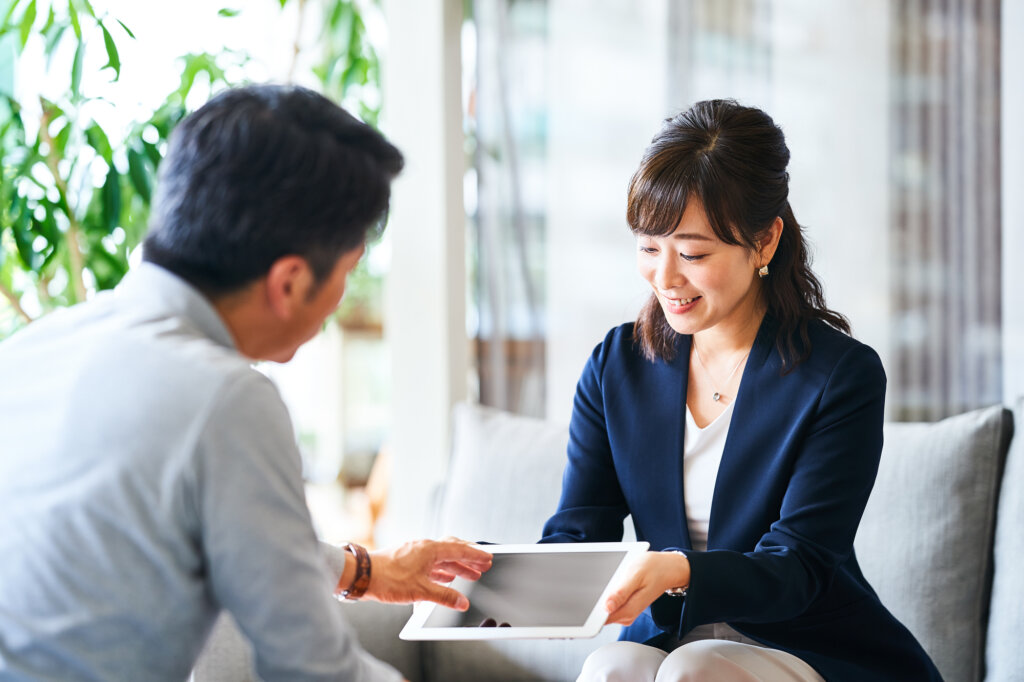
[544,0,670,424]
[768,0,892,376]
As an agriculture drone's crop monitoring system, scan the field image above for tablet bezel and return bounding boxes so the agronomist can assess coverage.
[398,541,649,641]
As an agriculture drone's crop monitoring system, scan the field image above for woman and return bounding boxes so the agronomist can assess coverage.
[540,100,942,681]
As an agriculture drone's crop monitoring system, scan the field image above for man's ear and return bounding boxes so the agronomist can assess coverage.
[265,255,315,320]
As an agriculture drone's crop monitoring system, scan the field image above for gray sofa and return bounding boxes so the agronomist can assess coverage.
[195,398,1023,682]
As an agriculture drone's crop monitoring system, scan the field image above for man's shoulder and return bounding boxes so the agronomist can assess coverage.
[1,293,267,426]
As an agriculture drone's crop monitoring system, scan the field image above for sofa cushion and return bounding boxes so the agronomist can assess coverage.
[433,402,571,544]
[854,405,1012,682]
[985,397,1022,682]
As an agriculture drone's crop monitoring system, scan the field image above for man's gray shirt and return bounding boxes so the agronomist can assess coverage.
[0,263,401,682]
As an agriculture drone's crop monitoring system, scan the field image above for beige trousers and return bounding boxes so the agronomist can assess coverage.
[577,623,825,682]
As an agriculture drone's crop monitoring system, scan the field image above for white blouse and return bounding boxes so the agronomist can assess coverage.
[683,400,735,552]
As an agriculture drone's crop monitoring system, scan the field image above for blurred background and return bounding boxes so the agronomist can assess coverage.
[2,0,1020,543]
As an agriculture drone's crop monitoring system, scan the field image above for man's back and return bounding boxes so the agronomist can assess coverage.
[0,263,395,682]
[0,263,259,679]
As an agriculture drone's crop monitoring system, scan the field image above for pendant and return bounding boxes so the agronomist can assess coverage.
[713,392,721,402]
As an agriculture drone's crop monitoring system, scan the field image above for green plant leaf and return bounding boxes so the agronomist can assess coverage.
[99,21,119,80]
[342,57,368,92]
[10,193,36,268]
[38,209,59,243]
[218,8,240,17]
[53,119,71,155]
[87,246,126,290]
[68,0,81,39]
[70,41,84,98]
[39,240,60,270]
[40,3,54,32]
[2,0,25,32]
[176,52,226,100]
[43,21,68,67]
[30,216,56,261]
[126,146,150,202]
[18,0,36,49]
[101,163,121,233]
[328,0,353,31]
[115,18,134,39]
[358,101,378,128]
[14,146,40,183]
[38,96,64,121]
[85,123,112,161]
[0,96,25,140]
[76,0,96,18]
[141,139,162,168]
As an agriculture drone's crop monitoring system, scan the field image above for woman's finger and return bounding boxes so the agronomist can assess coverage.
[605,588,654,626]
[604,574,643,615]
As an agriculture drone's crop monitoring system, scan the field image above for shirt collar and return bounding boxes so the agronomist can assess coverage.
[116,262,237,351]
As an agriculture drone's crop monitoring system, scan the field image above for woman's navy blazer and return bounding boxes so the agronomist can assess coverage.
[540,317,942,681]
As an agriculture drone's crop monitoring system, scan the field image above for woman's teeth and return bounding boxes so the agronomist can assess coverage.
[670,297,696,305]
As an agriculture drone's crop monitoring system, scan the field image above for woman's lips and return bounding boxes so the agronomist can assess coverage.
[664,295,701,314]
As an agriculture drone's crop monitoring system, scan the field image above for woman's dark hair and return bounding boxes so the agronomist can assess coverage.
[143,84,404,296]
[628,99,849,368]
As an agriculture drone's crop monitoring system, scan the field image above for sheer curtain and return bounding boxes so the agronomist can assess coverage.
[470,0,1006,422]
[890,0,1002,420]
[467,0,548,417]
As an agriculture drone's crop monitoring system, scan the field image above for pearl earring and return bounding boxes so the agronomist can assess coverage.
[757,264,769,278]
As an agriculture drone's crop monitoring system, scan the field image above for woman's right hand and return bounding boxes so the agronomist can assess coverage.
[603,550,690,626]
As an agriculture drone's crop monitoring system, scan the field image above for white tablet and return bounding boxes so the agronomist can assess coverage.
[399,542,649,640]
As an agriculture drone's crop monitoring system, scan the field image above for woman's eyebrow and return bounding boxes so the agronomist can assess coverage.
[672,232,714,241]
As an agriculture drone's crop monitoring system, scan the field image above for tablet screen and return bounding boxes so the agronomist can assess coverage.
[400,542,649,640]
[421,550,627,628]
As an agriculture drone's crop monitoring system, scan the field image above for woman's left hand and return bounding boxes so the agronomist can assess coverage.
[603,551,690,626]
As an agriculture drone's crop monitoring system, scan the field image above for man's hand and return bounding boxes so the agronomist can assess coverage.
[603,551,690,626]
[365,538,492,611]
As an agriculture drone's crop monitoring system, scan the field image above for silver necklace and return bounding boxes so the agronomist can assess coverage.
[692,343,750,403]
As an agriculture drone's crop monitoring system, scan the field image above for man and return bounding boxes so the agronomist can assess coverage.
[0,85,491,681]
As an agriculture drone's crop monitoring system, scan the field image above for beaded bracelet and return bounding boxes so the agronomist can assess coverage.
[338,542,372,601]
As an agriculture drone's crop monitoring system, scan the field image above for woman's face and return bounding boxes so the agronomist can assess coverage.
[636,198,766,338]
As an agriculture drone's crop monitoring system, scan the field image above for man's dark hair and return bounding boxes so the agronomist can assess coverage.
[142,84,404,296]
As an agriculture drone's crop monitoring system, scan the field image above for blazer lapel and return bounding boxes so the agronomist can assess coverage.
[705,315,781,549]
[672,333,695,551]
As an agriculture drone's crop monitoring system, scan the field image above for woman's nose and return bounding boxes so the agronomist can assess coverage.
[653,253,685,290]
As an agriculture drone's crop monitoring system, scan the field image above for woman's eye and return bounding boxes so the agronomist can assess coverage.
[639,246,658,254]
[679,253,706,262]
